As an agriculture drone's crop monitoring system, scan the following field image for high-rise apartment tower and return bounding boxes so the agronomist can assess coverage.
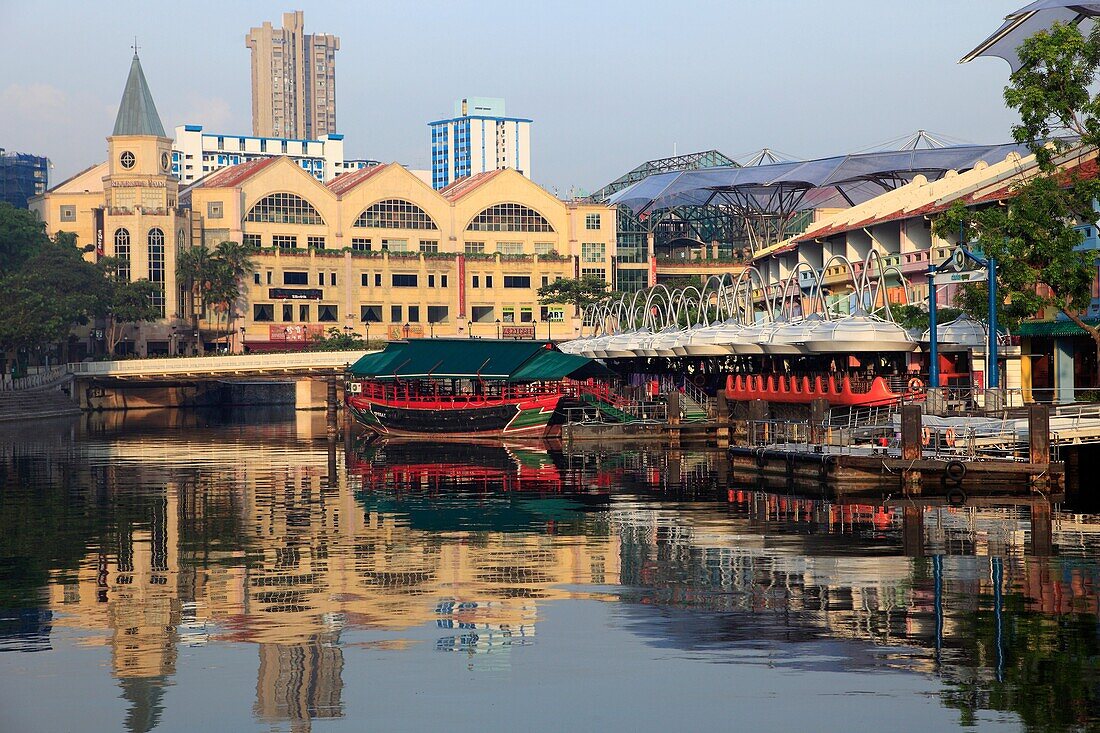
[246,11,339,139]
[429,97,531,190]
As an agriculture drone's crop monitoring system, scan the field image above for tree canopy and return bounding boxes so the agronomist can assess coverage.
[932,21,1100,378]
[536,275,611,310]
[0,205,164,359]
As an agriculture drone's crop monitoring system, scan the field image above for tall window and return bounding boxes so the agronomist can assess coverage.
[354,199,438,230]
[467,203,554,232]
[582,242,606,263]
[245,193,325,225]
[148,228,165,316]
[114,228,131,281]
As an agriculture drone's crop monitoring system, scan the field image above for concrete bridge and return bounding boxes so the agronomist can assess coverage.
[69,350,368,380]
[67,350,370,410]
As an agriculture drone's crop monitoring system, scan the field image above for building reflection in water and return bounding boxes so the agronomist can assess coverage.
[3,411,1100,731]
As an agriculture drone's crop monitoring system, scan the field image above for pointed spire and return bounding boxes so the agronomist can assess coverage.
[112,51,166,137]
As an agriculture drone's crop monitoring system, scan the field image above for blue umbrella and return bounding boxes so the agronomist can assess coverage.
[961,1,1100,71]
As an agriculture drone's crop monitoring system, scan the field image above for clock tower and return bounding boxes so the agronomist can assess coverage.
[100,50,191,351]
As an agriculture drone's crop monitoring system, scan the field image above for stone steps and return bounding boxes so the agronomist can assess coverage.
[0,387,82,422]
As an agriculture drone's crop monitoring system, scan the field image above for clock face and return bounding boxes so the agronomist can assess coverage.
[161,152,170,171]
[120,151,135,169]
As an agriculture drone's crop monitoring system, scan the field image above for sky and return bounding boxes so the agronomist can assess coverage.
[0,0,1025,195]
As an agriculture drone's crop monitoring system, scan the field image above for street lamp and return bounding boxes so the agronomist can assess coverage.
[364,321,371,345]
[239,326,246,354]
[466,319,473,339]
[495,318,501,339]
[403,322,411,339]
[429,321,435,338]
[532,319,538,342]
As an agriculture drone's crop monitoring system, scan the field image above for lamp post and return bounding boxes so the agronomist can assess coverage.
[239,326,246,354]
[467,319,473,339]
[403,322,411,339]
[532,319,538,342]
[429,321,435,338]
[364,321,371,346]
[495,319,501,340]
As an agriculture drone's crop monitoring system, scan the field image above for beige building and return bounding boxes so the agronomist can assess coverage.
[246,10,339,139]
[185,160,616,350]
[30,52,193,356]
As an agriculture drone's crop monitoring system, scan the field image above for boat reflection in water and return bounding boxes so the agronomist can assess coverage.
[2,411,1100,731]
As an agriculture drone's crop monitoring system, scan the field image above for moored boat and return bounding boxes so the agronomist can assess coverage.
[346,339,613,438]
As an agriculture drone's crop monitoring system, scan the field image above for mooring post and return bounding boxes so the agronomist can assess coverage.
[1028,402,1051,490]
[716,389,729,422]
[1028,402,1050,464]
[715,389,730,448]
[748,399,769,445]
[902,504,925,557]
[667,390,681,426]
[810,398,829,445]
[1031,500,1053,556]
[326,375,338,435]
[900,403,923,493]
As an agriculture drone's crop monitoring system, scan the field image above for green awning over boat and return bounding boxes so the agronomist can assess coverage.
[506,348,609,382]
[348,339,610,381]
[1017,319,1100,338]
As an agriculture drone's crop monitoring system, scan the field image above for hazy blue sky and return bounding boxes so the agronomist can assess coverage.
[0,1,1024,193]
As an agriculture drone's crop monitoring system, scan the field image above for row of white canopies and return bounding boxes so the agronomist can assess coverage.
[559,252,997,360]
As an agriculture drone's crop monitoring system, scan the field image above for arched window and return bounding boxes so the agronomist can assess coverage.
[176,228,187,254]
[353,199,438,230]
[148,228,165,316]
[245,192,325,225]
[114,228,131,281]
[467,203,554,232]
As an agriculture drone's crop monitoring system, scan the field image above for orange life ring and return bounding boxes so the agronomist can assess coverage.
[921,427,931,447]
[907,377,924,392]
[944,427,957,447]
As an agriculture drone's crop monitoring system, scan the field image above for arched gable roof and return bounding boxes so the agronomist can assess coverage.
[466,202,554,232]
[246,192,326,225]
[354,199,439,230]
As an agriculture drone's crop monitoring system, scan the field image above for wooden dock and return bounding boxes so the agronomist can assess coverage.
[726,443,1062,497]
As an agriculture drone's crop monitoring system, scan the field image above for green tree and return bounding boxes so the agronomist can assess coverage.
[175,241,255,351]
[102,277,162,356]
[0,202,49,276]
[931,22,1100,380]
[0,235,111,359]
[309,327,367,351]
[536,275,610,314]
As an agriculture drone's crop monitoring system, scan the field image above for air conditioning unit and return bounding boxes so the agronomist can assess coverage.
[347,382,362,394]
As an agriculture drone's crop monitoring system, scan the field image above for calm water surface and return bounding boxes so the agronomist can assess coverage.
[1,408,1099,732]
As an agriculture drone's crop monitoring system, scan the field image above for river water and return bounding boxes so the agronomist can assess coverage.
[1,408,1099,732]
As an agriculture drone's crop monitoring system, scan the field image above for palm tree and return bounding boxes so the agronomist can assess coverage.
[176,245,214,353]
[211,241,255,350]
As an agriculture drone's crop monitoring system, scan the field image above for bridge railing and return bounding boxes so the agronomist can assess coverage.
[0,365,73,392]
[67,350,369,377]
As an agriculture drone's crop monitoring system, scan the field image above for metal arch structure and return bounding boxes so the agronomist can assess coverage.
[589,150,739,203]
[608,142,1034,256]
[589,150,747,286]
[578,250,918,338]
